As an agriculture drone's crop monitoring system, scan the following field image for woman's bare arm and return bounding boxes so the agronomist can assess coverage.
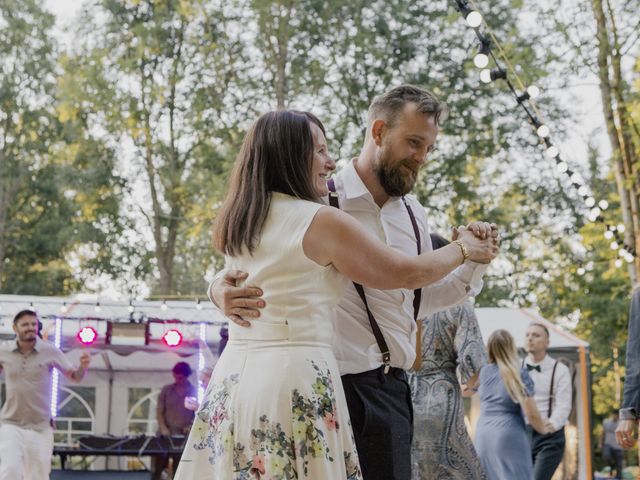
[303,206,497,291]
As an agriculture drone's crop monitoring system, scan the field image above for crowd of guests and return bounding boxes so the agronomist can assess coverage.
[0,83,639,480]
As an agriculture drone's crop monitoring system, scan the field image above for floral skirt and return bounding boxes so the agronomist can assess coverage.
[175,339,362,480]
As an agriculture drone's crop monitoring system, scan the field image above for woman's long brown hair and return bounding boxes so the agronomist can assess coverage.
[214,110,326,256]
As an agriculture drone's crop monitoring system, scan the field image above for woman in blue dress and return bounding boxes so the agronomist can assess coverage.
[474,329,551,479]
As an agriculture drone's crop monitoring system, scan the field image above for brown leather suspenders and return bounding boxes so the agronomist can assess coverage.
[327,178,421,373]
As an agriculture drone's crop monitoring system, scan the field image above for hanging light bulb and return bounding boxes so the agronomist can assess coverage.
[556,161,568,173]
[536,124,550,138]
[590,206,601,218]
[473,37,491,68]
[576,267,585,276]
[527,85,540,99]
[480,69,492,83]
[615,259,623,268]
[60,302,68,314]
[545,146,559,158]
[127,300,135,313]
[570,172,582,183]
[196,298,203,310]
[604,230,614,240]
[94,302,101,313]
[474,52,489,68]
[626,253,635,263]
[610,241,619,250]
[465,10,483,28]
[161,300,168,311]
[598,200,609,210]
[585,197,596,207]
[617,224,626,233]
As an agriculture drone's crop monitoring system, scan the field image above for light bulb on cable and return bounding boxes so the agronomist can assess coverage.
[585,197,596,208]
[615,259,623,268]
[577,186,589,196]
[527,85,540,99]
[480,69,492,83]
[604,230,614,240]
[536,124,550,137]
[556,161,568,173]
[598,200,609,210]
[474,53,489,68]
[617,224,626,233]
[465,11,482,28]
[545,146,559,158]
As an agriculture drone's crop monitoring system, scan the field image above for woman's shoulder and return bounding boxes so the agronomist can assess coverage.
[271,192,323,215]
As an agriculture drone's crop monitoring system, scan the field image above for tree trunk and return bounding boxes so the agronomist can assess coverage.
[591,0,638,282]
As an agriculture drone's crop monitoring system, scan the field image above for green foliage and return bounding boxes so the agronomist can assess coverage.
[0,0,123,295]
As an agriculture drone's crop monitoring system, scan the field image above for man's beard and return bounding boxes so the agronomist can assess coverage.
[374,149,417,197]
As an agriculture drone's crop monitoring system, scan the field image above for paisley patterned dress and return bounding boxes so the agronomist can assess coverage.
[408,301,487,480]
[175,193,362,480]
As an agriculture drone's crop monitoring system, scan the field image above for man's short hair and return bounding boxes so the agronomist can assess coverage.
[172,362,192,376]
[13,309,38,325]
[367,84,448,129]
[528,322,550,338]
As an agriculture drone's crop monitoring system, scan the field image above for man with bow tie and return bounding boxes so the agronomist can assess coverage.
[523,322,572,480]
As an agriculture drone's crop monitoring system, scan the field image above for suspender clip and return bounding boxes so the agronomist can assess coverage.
[382,352,391,374]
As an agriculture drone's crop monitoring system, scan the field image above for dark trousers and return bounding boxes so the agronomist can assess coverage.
[341,366,413,480]
[530,427,566,480]
[152,453,181,480]
[603,445,624,479]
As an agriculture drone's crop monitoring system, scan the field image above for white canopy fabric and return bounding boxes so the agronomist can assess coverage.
[475,307,589,349]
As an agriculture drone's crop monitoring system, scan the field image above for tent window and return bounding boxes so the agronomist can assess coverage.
[127,387,160,435]
[53,386,96,447]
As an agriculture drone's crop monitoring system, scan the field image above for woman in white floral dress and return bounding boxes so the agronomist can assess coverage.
[175,110,495,480]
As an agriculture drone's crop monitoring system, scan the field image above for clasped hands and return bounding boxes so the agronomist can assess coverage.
[453,221,500,264]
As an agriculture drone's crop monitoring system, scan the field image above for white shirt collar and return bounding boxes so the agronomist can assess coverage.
[340,158,372,200]
[527,353,552,367]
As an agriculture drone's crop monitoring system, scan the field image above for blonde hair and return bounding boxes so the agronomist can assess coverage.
[487,329,527,404]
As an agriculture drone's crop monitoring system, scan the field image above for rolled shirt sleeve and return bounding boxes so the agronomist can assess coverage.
[418,261,488,319]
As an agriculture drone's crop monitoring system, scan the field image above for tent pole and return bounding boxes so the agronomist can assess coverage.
[578,345,593,479]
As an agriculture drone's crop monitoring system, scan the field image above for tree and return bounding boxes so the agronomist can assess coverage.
[61,0,249,295]
[0,0,123,294]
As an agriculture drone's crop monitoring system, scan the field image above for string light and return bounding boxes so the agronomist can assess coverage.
[161,300,168,311]
[453,0,637,263]
[526,85,540,99]
[473,36,491,68]
[545,146,559,158]
[536,124,550,138]
[50,316,62,418]
[127,300,135,313]
[94,302,101,313]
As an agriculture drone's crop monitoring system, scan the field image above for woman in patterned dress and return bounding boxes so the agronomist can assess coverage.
[409,233,488,480]
[175,110,497,480]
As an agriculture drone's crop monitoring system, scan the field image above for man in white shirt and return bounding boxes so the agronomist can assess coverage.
[524,322,572,480]
[211,85,498,479]
[0,309,91,480]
